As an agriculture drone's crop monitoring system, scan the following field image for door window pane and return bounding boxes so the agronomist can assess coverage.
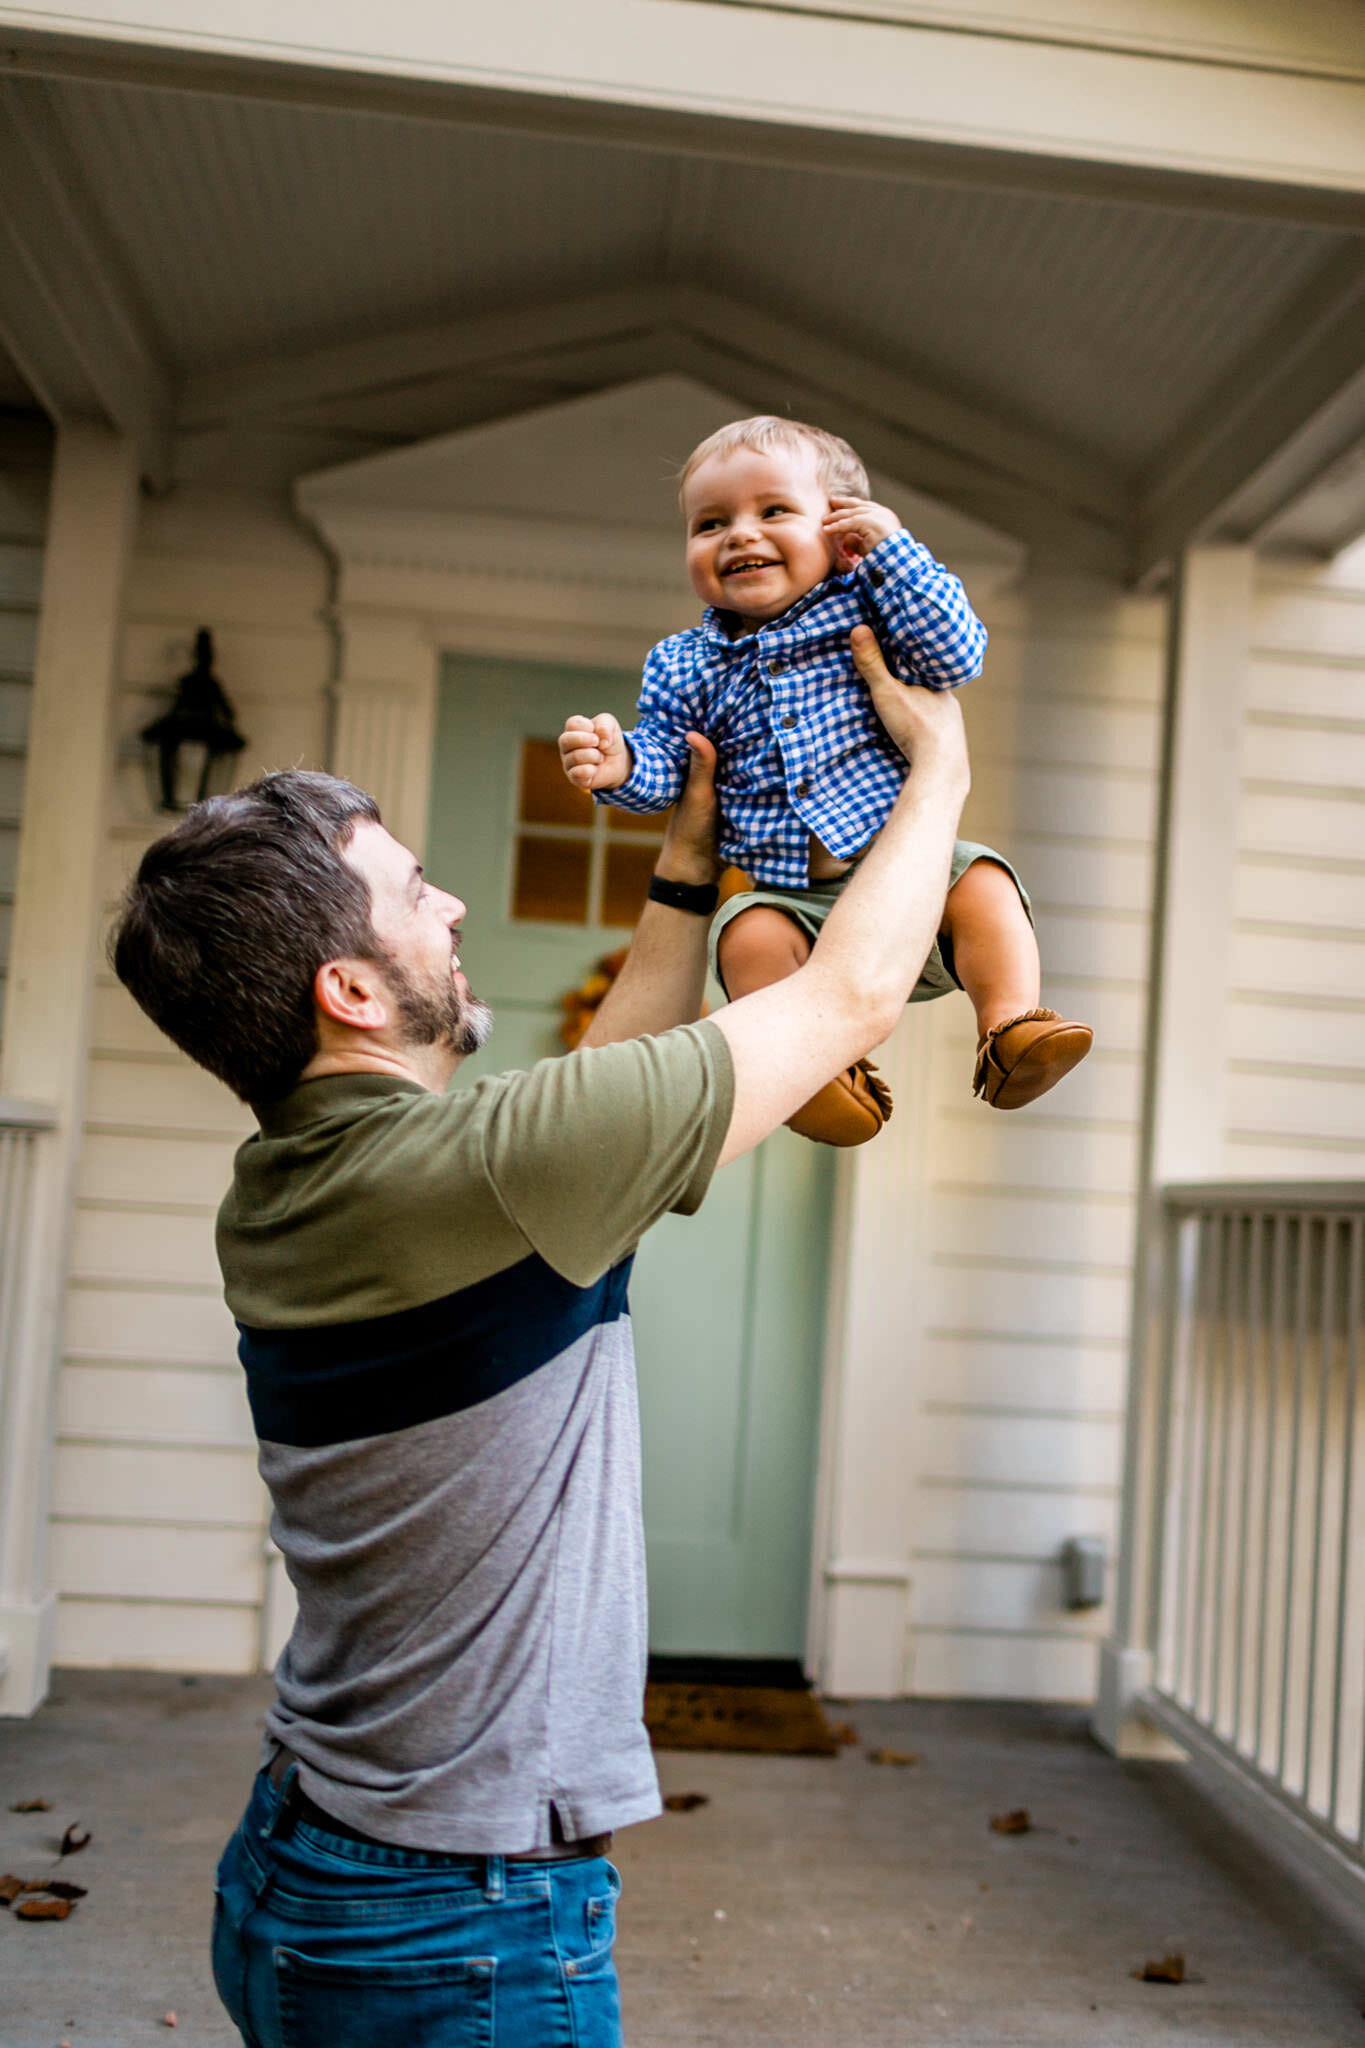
[602,842,658,928]
[519,737,594,826]
[513,835,591,923]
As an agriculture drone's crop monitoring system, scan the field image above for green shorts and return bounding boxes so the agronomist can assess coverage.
[708,839,1032,1005]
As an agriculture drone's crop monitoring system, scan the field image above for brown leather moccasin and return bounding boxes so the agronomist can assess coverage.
[973,1008,1093,1110]
[788,1058,894,1146]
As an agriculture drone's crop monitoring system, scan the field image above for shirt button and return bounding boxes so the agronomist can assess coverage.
[767,657,786,675]
[781,715,797,730]
[869,566,886,587]
[795,781,810,797]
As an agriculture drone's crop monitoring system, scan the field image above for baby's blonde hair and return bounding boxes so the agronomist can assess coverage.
[679,416,869,509]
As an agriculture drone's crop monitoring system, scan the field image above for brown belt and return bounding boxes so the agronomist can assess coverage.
[266,1747,610,1862]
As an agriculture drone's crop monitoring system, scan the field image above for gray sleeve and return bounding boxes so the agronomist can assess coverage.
[480,1021,735,1287]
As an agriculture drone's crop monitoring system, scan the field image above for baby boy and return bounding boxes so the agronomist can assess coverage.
[558,415,1091,1144]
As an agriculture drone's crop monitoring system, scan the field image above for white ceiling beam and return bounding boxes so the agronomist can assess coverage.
[177,288,665,427]
[3,2,1365,231]
[178,282,1127,553]
[0,79,172,485]
[474,321,1122,568]
[1133,242,1365,582]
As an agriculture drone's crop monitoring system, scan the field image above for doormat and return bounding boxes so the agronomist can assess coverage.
[645,1682,840,1756]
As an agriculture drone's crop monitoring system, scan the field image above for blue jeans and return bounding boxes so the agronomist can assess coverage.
[212,1766,623,2047]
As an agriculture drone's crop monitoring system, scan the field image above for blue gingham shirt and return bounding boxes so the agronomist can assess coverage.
[602,529,986,887]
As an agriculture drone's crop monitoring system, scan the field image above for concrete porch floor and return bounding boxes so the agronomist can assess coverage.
[1,1672,1362,2048]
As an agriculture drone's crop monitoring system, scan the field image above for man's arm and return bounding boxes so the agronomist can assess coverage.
[714,625,969,1166]
[580,731,720,1049]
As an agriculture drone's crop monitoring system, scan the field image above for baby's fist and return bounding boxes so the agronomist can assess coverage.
[559,713,631,792]
[823,497,901,568]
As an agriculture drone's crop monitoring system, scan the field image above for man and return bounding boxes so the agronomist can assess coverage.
[111,627,968,2048]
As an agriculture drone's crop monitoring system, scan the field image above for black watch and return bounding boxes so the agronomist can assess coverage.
[648,875,720,916]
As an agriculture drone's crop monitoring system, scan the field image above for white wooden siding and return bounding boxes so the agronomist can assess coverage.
[1225,552,1365,1178]
[55,478,329,1674]
[904,578,1164,1701]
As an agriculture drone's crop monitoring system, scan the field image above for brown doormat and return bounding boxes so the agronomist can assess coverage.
[645,1682,840,1756]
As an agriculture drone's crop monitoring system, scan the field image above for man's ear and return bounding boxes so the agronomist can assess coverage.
[313,957,390,1034]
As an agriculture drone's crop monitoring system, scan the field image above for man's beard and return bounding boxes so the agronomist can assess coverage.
[384,953,493,1058]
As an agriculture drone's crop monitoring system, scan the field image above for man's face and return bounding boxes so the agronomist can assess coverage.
[343,821,492,1058]
[683,444,837,625]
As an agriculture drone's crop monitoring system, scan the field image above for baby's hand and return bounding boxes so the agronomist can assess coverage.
[559,713,632,792]
[823,497,901,569]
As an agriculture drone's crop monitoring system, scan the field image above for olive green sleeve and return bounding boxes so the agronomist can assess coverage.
[480,1021,734,1288]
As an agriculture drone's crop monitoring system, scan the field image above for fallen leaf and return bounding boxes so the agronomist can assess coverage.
[37,1880,87,1901]
[1134,1953,1186,1984]
[0,1874,25,1905]
[14,1894,73,1920]
[867,1747,919,1767]
[663,1792,710,1812]
[58,1825,91,1858]
[989,1809,1033,1834]
[8,1798,52,1813]
[163,2013,179,2028]
[827,1721,860,1746]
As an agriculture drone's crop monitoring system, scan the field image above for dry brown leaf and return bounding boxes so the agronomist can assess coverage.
[58,1824,91,1858]
[989,1809,1033,1834]
[14,1894,73,1920]
[867,1748,920,1767]
[0,1874,25,1905]
[37,1880,87,1901]
[8,1798,52,1813]
[663,1792,710,1812]
[1134,1953,1186,1984]
[827,1721,860,1747]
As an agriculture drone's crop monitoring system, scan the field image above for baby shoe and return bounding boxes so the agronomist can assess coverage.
[973,1009,1093,1110]
[788,1058,893,1146]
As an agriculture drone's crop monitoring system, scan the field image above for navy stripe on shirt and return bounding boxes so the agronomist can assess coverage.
[237,1251,633,1448]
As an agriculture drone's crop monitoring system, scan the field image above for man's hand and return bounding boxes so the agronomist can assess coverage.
[823,496,901,570]
[655,732,719,888]
[559,713,632,792]
[850,625,969,793]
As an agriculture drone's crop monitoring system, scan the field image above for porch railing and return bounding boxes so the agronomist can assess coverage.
[0,1099,55,1361]
[1135,1182,1365,1887]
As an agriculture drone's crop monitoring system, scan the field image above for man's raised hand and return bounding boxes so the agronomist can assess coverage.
[559,713,632,792]
[850,626,970,795]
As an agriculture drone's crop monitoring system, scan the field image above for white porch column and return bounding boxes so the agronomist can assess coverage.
[807,1005,938,1697]
[1095,542,1253,1755]
[0,422,139,1715]
[329,611,441,858]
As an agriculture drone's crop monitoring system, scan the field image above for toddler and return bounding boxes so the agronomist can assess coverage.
[558,416,1091,1144]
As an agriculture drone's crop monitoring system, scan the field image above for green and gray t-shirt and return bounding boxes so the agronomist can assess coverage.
[216,1022,734,1853]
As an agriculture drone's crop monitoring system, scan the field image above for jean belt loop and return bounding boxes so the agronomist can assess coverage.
[261,1762,302,1844]
[483,1854,506,1904]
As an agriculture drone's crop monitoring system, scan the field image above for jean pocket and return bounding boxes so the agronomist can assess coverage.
[274,1945,495,2048]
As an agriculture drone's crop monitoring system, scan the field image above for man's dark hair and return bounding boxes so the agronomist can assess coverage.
[111,770,383,1106]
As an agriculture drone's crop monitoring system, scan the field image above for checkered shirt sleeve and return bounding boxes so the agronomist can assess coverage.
[862,528,987,688]
[598,638,704,814]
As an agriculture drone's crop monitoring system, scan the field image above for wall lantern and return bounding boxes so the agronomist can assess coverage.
[141,627,247,812]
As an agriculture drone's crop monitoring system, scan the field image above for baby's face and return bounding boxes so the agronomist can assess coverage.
[683,445,837,625]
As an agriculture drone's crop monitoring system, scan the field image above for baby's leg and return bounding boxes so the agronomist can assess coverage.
[942,856,1092,1109]
[716,905,811,997]
[716,905,890,1145]
[940,857,1040,1040]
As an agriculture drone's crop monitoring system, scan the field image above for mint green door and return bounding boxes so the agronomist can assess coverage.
[426,652,832,1658]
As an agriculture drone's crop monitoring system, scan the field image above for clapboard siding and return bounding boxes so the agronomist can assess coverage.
[53,475,328,1674]
[1225,557,1365,1173]
[904,575,1164,1701]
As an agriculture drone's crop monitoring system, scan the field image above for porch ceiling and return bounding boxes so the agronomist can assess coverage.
[2,68,1363,574]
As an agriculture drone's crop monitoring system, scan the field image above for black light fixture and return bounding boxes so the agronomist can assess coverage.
[141,627,247,812]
